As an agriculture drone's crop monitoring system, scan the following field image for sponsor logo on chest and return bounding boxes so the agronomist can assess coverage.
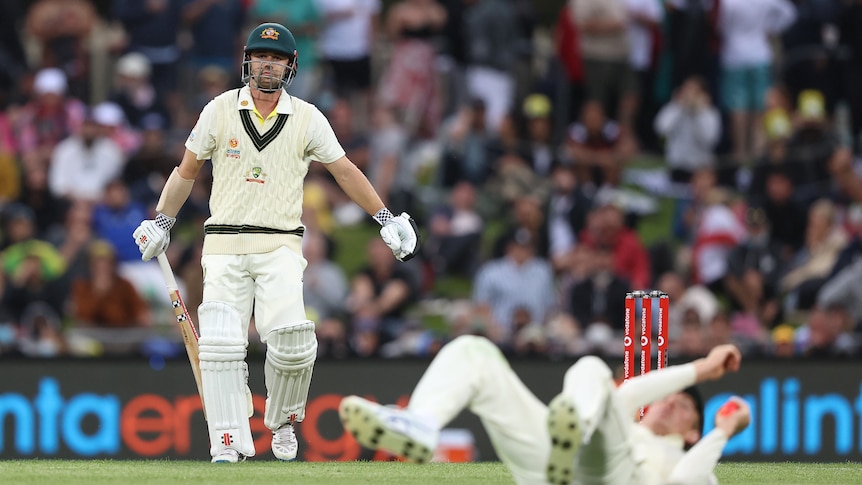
[226,137,241,159]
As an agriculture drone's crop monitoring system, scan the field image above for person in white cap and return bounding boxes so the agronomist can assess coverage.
[340,336,750,485]
[110,52,170,130]
[48,104,124,202]
[14,67,86,168]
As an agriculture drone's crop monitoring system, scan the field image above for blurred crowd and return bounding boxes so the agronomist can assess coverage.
[1,0,862,362]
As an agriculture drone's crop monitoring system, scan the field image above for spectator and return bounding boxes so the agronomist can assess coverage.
[578,197,651,290]
[70,240,150,329]
[567,246,630,332]
[109,52,170,131]
[248,0,323,102]
[439,99,493,187]
[654,76,722,184]
[316,0,381,118]
[663,0,720,92]
[17,301,65,358]
[724,207,783,328]
[521,93,558,177]
[424,180,484,278]
[770,323,797,358]
[67,240,151,356]
[346,238,420,356]
[717,0,796,164]
[367,106,410,210]
[691,188,747,290]
[12,67,86,170]
[303,231,349,324]
[780,198,847,311]
[462,0,519,131]
[566,100,635,189]
[121,113,175,205]
[798,304,858,358]
[377,0,446,138]
[24,0,96,101]
[47,106,125,202]
[760,165,808,258]
[569,0,636,134]
[542,163,592,272]
[839,0,862,153]
[472,228,556,347]
[113,0,185,102]
[624,0,662,150]
[182,0,245,72]
[92,179,148,265]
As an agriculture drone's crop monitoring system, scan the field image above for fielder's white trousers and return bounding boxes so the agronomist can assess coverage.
[201,245,308,340]
[407,335,549,485]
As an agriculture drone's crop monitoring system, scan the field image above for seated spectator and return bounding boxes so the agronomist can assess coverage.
[493,194,547,258]
[424,180,484,278]
[12,67,86,170]
[770,323,797,358]
[439,99,493,187]
[759,166,807,258]
[724,207,783,327]
[346,238,421,357]
[109,52,170,131]
[471,228,556,348]
[48,107,125,202]
[797,303,858,358]
[17,301,65,358]
[566,100,634,189]
[541,163,592,272]
[567,246,630,332]
[303,231,349,358]
[522,94,558,177]
[691,189,747,291]
[70,240,150,328]
[121,113,175,205]
[657,270,719,345]
[654,76,722,184]
[578,196,651,290]
[93,179,147,264]
[781,199,847,311]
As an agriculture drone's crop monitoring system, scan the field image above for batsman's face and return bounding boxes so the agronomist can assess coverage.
[249,51,289,90]
[642,392,701,445]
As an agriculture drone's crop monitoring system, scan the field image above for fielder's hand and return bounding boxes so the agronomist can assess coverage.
[132,213,175,261]
[380,212,420,262]
[694,344,742,382]
[714,396,751,438]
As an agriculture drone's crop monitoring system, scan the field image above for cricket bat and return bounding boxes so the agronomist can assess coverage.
[157,252,207,420]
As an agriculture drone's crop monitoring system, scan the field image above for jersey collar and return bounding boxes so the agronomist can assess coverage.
[238,86,293,115]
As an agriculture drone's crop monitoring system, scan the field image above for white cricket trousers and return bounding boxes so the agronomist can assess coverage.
[406,335,550,485]
[201,244,308,340]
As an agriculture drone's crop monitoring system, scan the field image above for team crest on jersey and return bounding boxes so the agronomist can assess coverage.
[245,166,267,184]
[260,27,280,40]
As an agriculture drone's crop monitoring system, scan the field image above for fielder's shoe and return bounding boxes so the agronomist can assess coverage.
[339,395,438,463]
[272,423,298,461]
[546,393,583,485]
[211,448,245,463]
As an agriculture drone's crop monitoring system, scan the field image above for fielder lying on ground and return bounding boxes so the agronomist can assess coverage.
[339,335,750,485]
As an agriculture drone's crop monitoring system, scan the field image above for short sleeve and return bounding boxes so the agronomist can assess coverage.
[185,99,218,160]
[305,106,346,164]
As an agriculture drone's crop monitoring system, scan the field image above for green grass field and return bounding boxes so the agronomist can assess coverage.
[1,461,859,485]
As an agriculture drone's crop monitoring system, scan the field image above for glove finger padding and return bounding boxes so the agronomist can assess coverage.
[379,213,420,262]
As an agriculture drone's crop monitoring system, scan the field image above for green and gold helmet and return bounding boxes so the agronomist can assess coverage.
[242,22,298,92]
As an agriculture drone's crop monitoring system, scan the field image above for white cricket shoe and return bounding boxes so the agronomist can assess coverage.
[339,395,438,463]
[546,393,583,485]
[272,423,298,461]
[211,448,245,463]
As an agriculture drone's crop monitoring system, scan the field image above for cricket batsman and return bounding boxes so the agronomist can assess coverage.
[133,22,419,463]
[339,336,750,484]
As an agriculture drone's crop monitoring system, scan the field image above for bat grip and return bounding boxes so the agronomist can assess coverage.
[157,253,179,291]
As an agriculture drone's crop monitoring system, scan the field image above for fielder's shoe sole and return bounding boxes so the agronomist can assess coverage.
[546,393,583,485]
[339,395,435,464]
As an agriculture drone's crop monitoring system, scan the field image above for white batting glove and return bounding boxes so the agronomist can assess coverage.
[376,210,420,262]
[132,213,175,261]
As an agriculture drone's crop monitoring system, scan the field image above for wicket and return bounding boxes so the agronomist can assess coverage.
[624,290,669,419]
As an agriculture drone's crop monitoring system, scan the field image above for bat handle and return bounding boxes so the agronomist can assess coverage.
[157,252,179,291]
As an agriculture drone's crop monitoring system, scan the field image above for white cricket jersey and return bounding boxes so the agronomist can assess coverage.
[185,87,345,255]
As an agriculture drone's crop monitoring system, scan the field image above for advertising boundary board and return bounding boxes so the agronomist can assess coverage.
[1,358,861,461]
